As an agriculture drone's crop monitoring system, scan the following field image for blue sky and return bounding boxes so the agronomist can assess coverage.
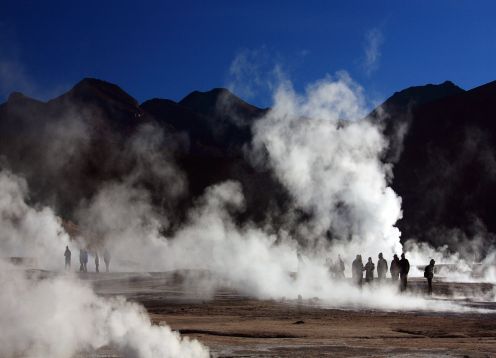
[1,1,495,108]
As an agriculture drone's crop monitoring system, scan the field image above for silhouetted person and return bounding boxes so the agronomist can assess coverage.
[103,249,111,273]
[352,255,364,286]
[390,254,400,281]
[377,253,388,281]
[95,252,100,273]
[64,246,71,270]
[364,257,375,283]
[337,254,345,279]
[424,259,435,295]
[79,249,85,272]
[80,249,88,272]
[399,253,410,292]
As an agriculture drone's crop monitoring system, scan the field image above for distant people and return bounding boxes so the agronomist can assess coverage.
[352,255,364,286]
[336,254,345,279]
[103,249,111,273]
[390,254,400,281]
[377,253,388,281]
[399,253,410,292]
[424,259,435,295]
[64,246,71,270]
[364,257,375,283]
[94,252,100,273]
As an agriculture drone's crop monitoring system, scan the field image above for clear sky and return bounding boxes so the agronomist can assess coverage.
[1,1,495,107]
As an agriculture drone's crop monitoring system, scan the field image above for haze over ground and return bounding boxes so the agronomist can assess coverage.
[2,2,496,357]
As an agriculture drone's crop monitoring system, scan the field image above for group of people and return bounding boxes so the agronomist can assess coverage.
[338,252,436,295]
[64,246,111,273]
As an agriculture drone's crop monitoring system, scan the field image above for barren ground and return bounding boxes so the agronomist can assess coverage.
[74,271,496,357]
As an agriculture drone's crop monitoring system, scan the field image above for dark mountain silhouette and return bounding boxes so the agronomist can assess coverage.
[1,77,496,252]
[389,80,496,252]
[370,81,465,163]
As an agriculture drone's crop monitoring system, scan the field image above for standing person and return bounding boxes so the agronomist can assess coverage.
[352,255,364,287]
[83,249,88,272]
[64,246,71,270]
[103,249,111,273]
[364,257,375,283]
[424,259,435,295]
[94,252,100,273]
[79,249,85,272]
[337,254,345,279]
[390,254,400,281]
[399,253,410,292]
[377,253,388,281]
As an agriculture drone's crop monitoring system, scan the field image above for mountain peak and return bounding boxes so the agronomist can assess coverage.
[62,77,139,108]
[7,91,28,102]
[179,87,266,123]
[389,80,464,106]
[371,80,465,120]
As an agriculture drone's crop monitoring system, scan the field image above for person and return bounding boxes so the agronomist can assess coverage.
[364,257,375,283]
[390,254,400,281]
[79,249,85,272]
[95,252,100,273]
[64,246,71,270]
[352,255,364,286]
[336,254,345,279]
[103,249,111,273]
[82,249,88,272]
[377,253,388,281]
[424,259,435,295]
[399,253,410,292]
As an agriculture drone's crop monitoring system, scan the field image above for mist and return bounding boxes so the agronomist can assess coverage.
[2,72,496,357]
[0,260,208,358]
[58,74,494,309]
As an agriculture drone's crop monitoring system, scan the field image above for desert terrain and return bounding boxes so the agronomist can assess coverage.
[66,271,496,357]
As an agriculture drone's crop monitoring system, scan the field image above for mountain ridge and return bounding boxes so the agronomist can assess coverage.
[1,78,496,250]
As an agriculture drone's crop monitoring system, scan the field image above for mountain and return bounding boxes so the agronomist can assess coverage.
[389,81,496,251]
[1,77,496,251]
[370,81,465,163]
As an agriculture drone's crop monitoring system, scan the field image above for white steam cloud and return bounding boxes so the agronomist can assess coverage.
[0,170,208,358]
[252,73,403,259]
[0,261,208,358]
[362,28,384,75]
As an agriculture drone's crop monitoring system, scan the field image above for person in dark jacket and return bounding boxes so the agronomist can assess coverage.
[377,253,388,281]
[399,253,410,292]
[94,252,100,273]
[390,254,400,281]
[352,255,364,286]
[64,246,71,270]
[79,249,85,272]
[424,259,435,295]
[364,257,375,283]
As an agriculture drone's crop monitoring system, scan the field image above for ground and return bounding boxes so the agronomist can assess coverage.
[77,271,496,357]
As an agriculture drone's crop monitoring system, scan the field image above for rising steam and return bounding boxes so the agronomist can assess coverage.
[1,71,495,357]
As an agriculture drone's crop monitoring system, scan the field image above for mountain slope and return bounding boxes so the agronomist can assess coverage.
[389,80,496,249]
[1,77,496,251]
